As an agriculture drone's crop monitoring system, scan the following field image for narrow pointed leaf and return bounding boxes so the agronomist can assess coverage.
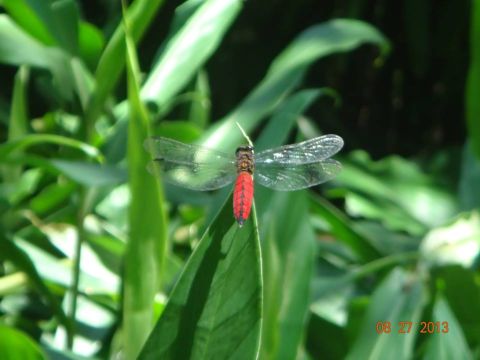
[123,11,168,359]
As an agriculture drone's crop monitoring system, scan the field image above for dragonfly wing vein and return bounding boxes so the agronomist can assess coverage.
[255,159,342,191]
[255,134,344,165]
[145,137,237,191]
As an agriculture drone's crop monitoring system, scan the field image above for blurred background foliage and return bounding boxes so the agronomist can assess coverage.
[0,0,479,359]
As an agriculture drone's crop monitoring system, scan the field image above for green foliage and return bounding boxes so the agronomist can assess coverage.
[0,0,478,359]
[139,194,262,359]
[466,0,480,159]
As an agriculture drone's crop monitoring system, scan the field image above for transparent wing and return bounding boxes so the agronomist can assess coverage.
[144,137,237,191]
[255,159,342,191]
[255,134,344,165]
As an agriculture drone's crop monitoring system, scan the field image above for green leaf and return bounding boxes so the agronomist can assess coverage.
[7,66,29,141]
[432,266,480,346]
[123,9,169,359]
[199,19,389,152]
[423,297,473,360]
[346,268,427,360]
[86,0,165,123]
[0,325,46,360]
[337,151,458,236]
[1,0,56,45]
[49,0,80,55]
[138,194,262,359]
[459,142,480,210]
[78,21,104,69]
[0,15,76,100]
[1,66,29,182]
[305,312,348,360]
[188,70,211,129]
[420,212,480,268]
[50,160,126,187]
[310,194,381,261]
[466,0,480,159]
[153,120,203,143]
[259,191,315,359]
[0,134,103,161]
[141,0,243,107]
[29,181,77,215]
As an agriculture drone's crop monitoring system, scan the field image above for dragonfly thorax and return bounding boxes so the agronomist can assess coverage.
[235,146,254,174]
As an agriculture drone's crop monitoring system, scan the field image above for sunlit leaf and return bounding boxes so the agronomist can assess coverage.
[141,0,243,107]
[420,212,480,267]
[123,8,169,358]
[139,194,262,359]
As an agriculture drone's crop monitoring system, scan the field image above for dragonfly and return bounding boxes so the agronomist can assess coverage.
[144,134,344,226]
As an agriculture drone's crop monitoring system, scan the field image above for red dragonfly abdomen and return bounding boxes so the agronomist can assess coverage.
[233,171,254,226]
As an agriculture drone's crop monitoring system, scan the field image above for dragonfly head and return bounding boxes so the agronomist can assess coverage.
[235,145,254,155]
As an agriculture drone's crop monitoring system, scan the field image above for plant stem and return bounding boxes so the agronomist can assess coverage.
[66,187,94,350]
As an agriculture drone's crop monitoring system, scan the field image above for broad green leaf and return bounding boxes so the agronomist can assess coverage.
[123,10,169,359]
[0,15,76,100]
[423,297,473,360]
[50,160,126,187]
[466,0,480,159]
[20,0,79,53]
[199,19,389,152]
[259,191,315,360]
[138,194,262,359]
[346,268,427,360]
[15,0,80,54]
[420,212,480,267]
[141,0,243,107]
[78,21,104,69]
[85,0,165,123]
[49,0,79,55]
[0,325,46,360]
[153,120,203,143]
[253,90,332,359]
[1,0,55,45]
